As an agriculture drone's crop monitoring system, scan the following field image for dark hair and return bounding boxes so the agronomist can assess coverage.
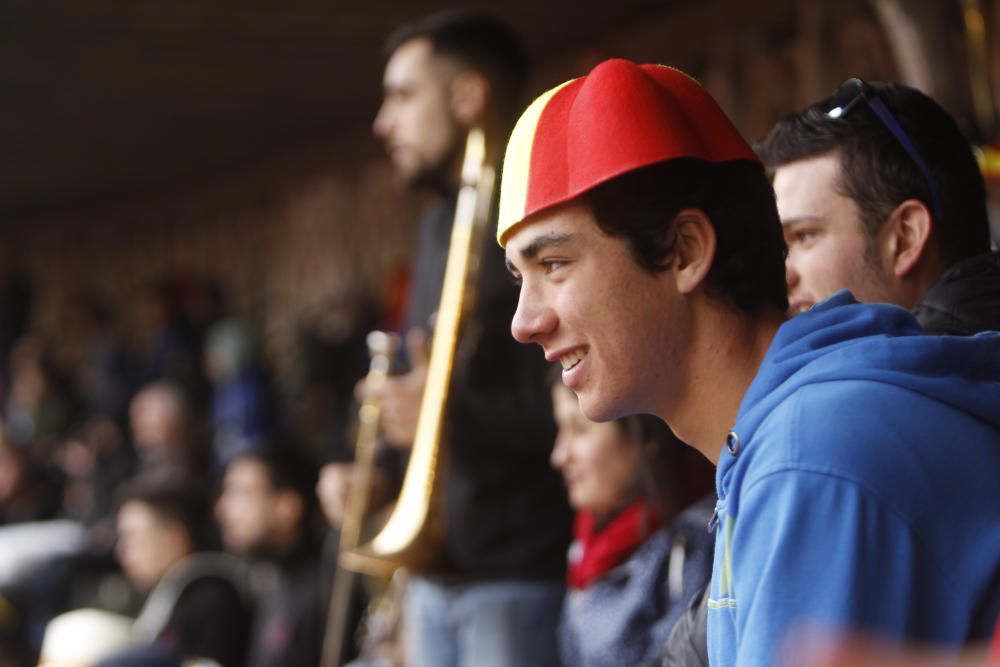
[756,81,989,266]
[116,470,209,547]
[230,442,318,523]
[614,413,684,519]
[238,445,316,497]
[584,158,789,315]
[385,9,528,119]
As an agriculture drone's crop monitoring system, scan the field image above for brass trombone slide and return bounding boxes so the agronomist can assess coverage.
[341,127,496,575]
[321,330,398,667]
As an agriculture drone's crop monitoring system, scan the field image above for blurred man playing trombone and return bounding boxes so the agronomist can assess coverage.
[318,10,571,667]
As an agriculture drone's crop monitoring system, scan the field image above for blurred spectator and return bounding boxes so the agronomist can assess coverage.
[0,427,61,526]
[0,245,32,402]
[215,444,324,667]
[288,293,377,462]
[71,292,135,425]
[204,319,275,469]
[3,336,76,452]
[114,470,251,665]
[128,381,203,475]
[549,380,714,667]
[136,278,208,406]
[53,416,135,548]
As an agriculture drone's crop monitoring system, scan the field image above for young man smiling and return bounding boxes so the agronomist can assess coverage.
[499,59,1000,666]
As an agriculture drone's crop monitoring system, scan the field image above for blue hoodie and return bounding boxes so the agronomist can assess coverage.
[707,291,1000,667]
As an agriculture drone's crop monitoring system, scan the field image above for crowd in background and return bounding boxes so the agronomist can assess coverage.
[2,6,999,667]
[0,267,380,666]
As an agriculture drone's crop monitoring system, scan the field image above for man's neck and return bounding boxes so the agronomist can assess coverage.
[660,300,785,465]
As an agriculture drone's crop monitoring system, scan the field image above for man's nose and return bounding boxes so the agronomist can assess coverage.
[511,285,556,344]
[785,256,799,290]
[372,104,391,139]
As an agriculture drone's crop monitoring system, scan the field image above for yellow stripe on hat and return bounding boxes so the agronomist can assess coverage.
[976,144,1000,180]
[497,79,575,247]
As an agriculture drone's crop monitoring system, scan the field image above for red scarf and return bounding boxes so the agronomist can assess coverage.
[567,500,662,590]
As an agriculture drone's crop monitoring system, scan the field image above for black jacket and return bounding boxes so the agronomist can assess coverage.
[400,196,572,580]
[912,251,1000,335]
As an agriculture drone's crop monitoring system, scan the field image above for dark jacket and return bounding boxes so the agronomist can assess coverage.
[245,546,323,667]
[133,553,252,667]
[912,251,1000,335]
[401,196,572,580]
[561,497,715,667]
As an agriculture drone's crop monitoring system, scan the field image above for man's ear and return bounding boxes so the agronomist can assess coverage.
[883,199,933,277]
[450,71,490,127]
[672,209,717,295]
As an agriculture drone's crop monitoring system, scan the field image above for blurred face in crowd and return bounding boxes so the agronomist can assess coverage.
[215,458,276,556]
[116,500,191,592]
[129,385,189,454]
[373,37,464,187]
[774,151,894,313]
[550,383,642,521]
[216,457,301,558]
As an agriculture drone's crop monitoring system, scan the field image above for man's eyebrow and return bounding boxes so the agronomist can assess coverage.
[518,232,576,261]
[780,215,824,228]
[505,231,577,277]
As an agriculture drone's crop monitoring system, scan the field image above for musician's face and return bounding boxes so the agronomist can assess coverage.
[373,37,463,187]
[551,383,641,520]
[506,201,688,423]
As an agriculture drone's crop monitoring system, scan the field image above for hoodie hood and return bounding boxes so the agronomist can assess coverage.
[718,290,1000,496]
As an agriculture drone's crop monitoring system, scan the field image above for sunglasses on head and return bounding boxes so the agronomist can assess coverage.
[825,78,943,221]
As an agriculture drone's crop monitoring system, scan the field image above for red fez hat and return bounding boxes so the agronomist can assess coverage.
[498,59,760,245]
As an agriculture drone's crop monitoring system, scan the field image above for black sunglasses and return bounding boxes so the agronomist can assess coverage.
[825,78,943,221]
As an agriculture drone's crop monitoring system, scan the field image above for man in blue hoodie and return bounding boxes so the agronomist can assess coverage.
[498,59,1000,667]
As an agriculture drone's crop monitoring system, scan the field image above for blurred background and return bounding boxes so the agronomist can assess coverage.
[3,0,999,413]
[1,1,999,664]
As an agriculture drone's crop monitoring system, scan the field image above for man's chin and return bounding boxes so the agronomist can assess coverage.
[577,393,620,424]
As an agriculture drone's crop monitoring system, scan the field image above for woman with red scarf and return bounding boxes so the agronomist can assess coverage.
[550,381,715,667]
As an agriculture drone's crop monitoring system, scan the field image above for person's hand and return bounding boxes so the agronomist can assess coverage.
[358,329,430,449]
[316,462,392,528]
[783,629,989,667]
[316,462,354,527]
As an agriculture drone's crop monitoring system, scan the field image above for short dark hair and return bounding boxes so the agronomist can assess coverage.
[230,443,318,522]
[584,159,789,315]
[235,445,315,497]
[756,81,989,266]
[613,413,685,518]
[116,470,208,547]
[385,9,528,119]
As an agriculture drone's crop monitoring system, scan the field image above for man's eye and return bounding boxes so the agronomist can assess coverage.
[787,229,817,245]
[541,259,565,274]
